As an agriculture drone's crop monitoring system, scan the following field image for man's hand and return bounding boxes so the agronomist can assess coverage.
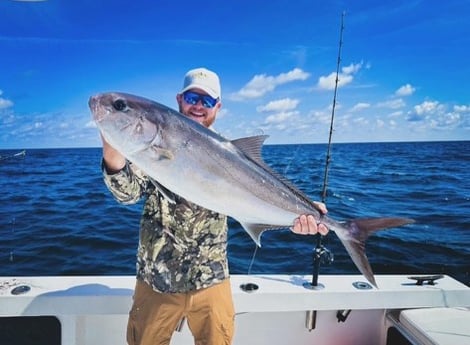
[101,135,126,173]
[291,201,329,236]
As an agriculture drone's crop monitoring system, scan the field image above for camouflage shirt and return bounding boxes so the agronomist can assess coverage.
[102,160,229,293]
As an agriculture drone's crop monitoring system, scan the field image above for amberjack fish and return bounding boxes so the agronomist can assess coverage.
[89,92,414,287]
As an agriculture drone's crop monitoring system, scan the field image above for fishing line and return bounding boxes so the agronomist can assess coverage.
[283,144,302,175]
[242,144,300,279]
[240,243,260,292]
[9,150,27,264]
[246,244,259,275]
[9,218,16,262]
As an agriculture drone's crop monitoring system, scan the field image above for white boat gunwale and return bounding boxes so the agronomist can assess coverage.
[1,274,469,345]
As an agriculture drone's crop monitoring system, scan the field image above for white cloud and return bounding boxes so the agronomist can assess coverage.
[406,100,464,131]
[0,98,13,109]
[388,111,404,118]
[317,73,352,90]
[350,102,370,112]
[257,98,299,113]
[395,84,416,96]
[377,98,406,109]
[342,63,362,75]
[454,105,469,112]
[0,89,14,109]
[352,117,369,126]
[317,62,363,91]
[276,68,310,83]
[264,111,297,124]
[309,109,332,125]
[414,100,440,115]
[232,68,310,100]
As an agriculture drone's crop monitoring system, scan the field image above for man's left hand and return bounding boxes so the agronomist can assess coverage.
[291,202,329,235]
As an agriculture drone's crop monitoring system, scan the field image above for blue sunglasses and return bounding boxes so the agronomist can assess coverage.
[183,91,219,109]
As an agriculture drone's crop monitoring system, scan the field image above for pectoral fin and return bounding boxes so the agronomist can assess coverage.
[240,222,286,247]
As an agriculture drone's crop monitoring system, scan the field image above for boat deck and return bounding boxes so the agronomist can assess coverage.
[1,274,469,345]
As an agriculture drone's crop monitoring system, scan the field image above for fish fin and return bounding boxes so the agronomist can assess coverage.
[336,217,415,288]
[148,178,176,204]
[231,135,317,210]
[231,135,269,162]
[239,222,285,247]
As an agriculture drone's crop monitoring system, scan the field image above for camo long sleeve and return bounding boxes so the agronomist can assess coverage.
[102,160,147,204]
[102,159,230,293]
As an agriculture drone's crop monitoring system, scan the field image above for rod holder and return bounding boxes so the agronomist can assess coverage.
[305,310,317,331]
[240,283,259,292]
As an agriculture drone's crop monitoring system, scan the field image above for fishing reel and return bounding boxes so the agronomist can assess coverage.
[314,244,334,266]
[303,234,334,290]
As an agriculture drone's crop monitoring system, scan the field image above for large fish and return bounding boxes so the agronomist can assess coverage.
[89,92,414,287]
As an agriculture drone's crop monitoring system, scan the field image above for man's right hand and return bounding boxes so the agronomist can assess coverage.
[101,135,126,173]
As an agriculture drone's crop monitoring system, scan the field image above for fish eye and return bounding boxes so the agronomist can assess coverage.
[113,99,127,111]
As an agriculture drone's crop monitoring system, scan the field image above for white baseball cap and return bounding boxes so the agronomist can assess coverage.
[180,67,221,99]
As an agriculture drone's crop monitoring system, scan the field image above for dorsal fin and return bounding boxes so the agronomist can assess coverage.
[231,135,318,210]
[231,135,269,163]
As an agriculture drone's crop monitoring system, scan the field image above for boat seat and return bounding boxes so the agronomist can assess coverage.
[398,307,470,345]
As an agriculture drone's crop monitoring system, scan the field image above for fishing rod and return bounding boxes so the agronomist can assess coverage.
[321,12,345,203]
[309,11,345,289]
[305,11,345,332]
[242,12,346,295]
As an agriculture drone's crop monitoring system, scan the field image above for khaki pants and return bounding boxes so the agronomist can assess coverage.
[127,279,235,345]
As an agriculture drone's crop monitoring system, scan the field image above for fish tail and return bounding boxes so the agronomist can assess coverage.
[336,217,415,288]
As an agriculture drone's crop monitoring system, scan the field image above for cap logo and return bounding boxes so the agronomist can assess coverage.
[193,71,208,78]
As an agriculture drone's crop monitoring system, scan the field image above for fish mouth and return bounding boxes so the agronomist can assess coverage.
[88,94,98,110]
[89,94,107,122]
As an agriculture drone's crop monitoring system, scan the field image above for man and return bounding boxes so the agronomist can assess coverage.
[100,67,328,345]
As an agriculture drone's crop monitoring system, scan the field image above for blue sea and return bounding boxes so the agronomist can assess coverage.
[0,141,469,286]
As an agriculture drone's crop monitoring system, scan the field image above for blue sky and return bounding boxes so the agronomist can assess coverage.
[0,0,468,149]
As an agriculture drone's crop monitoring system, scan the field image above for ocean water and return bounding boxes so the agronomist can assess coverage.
[0,141,469,286]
